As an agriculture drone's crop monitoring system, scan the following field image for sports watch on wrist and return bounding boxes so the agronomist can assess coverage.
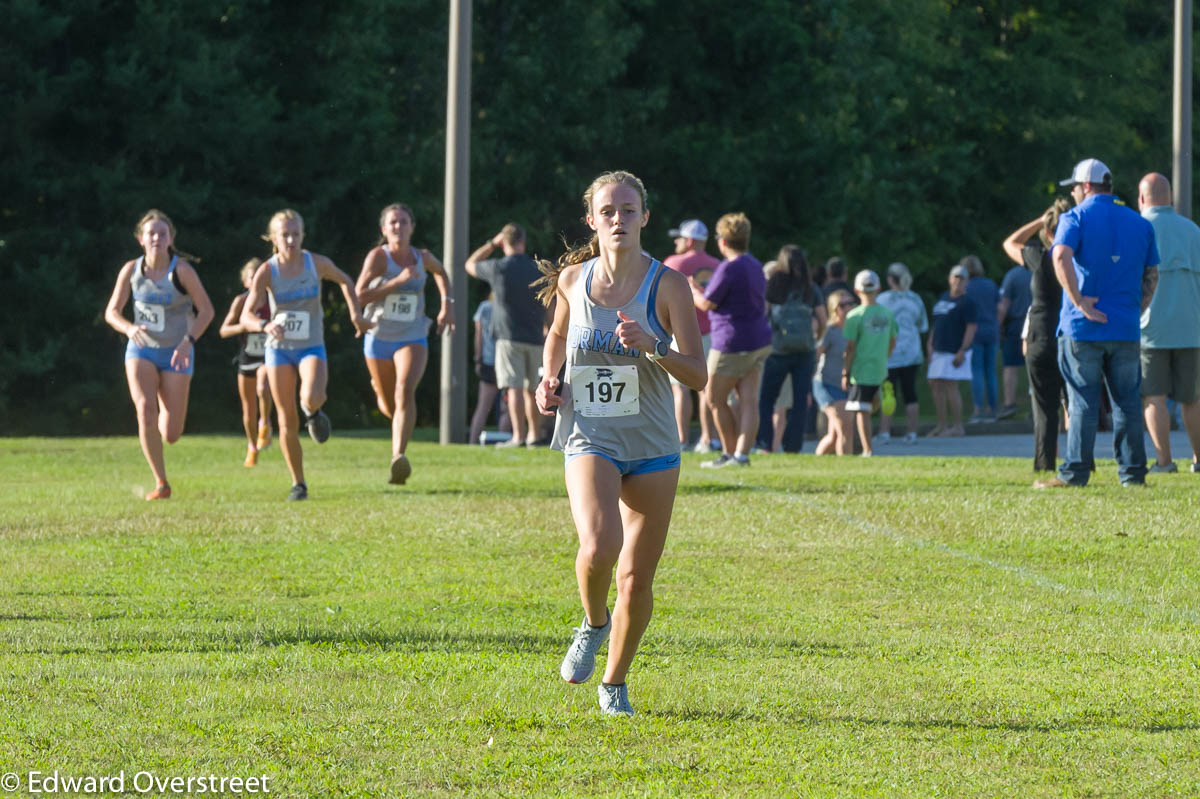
[647,340,669,361]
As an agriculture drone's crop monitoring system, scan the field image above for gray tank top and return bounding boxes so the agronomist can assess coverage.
[267,251,324,350]
[364,248,430,342]
[129,255,194,349]
[552,257,680,461]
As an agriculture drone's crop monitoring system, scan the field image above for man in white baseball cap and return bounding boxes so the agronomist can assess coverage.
[664,219,720,452]
[1035,157,1160,488]
[1059,158,1112,189]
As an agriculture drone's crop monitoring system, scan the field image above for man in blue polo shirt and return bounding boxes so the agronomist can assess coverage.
[1035,158,1160,488]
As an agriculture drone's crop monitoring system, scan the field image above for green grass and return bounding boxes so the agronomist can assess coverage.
[2,434,1199,797]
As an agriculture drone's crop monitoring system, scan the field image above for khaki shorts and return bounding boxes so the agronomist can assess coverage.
[1141,347,1200,403]
[669,334,711,387]
[495,339,542,390]
[708,345,771,379]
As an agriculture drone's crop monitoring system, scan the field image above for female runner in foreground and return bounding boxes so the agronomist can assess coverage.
[535,171,706,716]
[104,210,215,499]
[356,203,453,485]
[241,209,371,501]
[218,257,274,466]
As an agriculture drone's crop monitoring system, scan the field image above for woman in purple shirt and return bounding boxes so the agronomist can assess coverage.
[690,212,772,468]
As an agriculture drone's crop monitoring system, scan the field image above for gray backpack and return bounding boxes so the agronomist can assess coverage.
[770,290,815,353]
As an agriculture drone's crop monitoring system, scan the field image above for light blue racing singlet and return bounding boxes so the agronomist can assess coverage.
[551,257,680,461]
[364,248,430,342]
[129,255,194,349]
[267,251,324,350]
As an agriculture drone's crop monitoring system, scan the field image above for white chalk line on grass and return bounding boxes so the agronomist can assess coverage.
[745,483,1200,627]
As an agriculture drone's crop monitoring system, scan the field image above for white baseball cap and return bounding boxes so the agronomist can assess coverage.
[668,219,708,239]
[1059,158,1112,187]
[853,269,880,292]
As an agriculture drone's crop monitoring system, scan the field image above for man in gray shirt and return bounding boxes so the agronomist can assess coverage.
[467,224,548,446]
[1138,173,1200,473]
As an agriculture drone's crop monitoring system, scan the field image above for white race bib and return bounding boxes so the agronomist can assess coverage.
[275,310,311,340]
[245,332,266,357]
[383,292,419,322]
[133,301,165,333]
[570,365,640,418]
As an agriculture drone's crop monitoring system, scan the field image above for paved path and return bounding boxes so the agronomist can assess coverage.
[868,429,1196,462]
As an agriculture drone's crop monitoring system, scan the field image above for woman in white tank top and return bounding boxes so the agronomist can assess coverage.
[355,203,454,486]
[103,209,215,501]
[534,171,707,717]
[240,209,372,502]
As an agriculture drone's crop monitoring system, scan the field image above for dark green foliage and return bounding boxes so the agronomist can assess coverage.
[0,0,1189,433]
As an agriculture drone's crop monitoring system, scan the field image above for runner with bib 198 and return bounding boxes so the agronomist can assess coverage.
[534,171,707,717]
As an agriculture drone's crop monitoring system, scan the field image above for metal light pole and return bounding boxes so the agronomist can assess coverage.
[440,0,471,444]
[1174,0,1192,217]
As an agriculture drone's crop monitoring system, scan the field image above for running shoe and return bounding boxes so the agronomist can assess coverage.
[880,380,896,416]
[597,683,634,717]
[306,410,331,444]
[244,447,258,467]
[996,404,1018,420]
[873,432,891,445]
[902,432,918,444]
[257,424,272,450]
[733,453,751,466]
[145,484,171,501]
[1192,461,1200,473]
[701,454,734,469]
[287,483,308,501]
[560,614,611,684]
[389,454,412,485]
[1149,462,1178,474]
[691,439,711,454]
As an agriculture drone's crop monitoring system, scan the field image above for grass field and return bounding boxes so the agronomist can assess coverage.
[2,433,1200,797]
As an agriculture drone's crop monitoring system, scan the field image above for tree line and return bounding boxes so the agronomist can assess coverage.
[1,0,1187,434]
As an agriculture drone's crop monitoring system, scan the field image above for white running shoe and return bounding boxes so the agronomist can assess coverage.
[598,682,635,717]
[559,615,611,683]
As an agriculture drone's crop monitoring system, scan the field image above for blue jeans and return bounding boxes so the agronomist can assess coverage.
[756,351,814,453]
[970,339,998,413]
[1057,338,1146,485]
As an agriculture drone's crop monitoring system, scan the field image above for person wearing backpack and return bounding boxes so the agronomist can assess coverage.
[756,245,826,453]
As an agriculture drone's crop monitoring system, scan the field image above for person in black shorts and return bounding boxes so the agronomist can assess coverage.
[219,258,274,466]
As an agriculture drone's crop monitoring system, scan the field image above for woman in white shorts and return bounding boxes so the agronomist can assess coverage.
[535,171,706,717]
[927,264,979,437]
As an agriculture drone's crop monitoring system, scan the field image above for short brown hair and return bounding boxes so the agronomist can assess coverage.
[501,223,525,246]
[716,212,751,252]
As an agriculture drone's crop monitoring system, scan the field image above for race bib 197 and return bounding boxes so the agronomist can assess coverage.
[570,364,640,418]
[383,292,419,322]
[275,310,311,340]
[133,301,165,333]
[245,332,266,357]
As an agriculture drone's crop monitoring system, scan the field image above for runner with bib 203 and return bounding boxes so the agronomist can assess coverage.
[534,171,707,717]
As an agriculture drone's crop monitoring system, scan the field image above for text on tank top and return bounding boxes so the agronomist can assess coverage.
[267,251,324,349]
[129,255,194,349]
[365,247,429,342]
[551,257,680,460]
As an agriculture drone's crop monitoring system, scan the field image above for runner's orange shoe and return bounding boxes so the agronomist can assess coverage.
[145,484,171,501]
[244,447,258,467]
[257,424,272,450]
